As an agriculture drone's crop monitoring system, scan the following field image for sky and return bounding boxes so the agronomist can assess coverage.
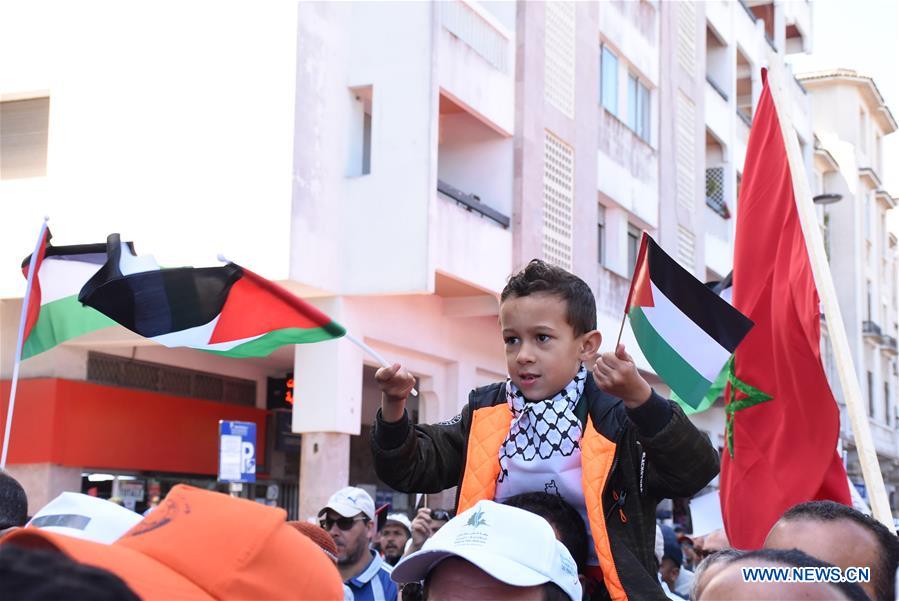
[788,0,899,202]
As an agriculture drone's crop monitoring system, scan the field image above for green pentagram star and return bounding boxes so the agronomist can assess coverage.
[724,356,773,458]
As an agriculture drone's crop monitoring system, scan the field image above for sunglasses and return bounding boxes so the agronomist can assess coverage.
[429,510,451,522]
[319,516,368,531]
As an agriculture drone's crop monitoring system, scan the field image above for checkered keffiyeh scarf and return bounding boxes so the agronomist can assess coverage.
[497,365,586,484]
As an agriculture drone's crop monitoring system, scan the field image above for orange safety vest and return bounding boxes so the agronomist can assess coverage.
[456,403,628,601]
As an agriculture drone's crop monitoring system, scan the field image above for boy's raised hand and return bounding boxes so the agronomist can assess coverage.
[375,363,416,422]
[592,343,653,409]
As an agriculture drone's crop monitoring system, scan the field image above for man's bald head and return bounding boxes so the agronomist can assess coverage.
[698,549,869,601]
[764,500,899,601]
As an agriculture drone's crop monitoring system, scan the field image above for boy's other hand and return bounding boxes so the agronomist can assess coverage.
[592,343,653,408]
[375,363,415,421]
[407,507,434,554]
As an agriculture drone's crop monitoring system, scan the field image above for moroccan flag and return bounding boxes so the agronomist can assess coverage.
[20,230,118,359]
[625,233,753,411]
[720,71,851,550]
[78,234,346,357]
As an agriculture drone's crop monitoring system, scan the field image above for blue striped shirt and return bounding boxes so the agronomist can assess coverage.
[345,550,397,601]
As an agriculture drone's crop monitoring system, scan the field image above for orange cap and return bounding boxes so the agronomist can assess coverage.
[3,485,343,600]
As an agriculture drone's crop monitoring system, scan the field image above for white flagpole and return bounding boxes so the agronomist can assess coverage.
[1,218,49,469]
[215,255,418,398]
[766,61,892,528]
[344,333,418,397]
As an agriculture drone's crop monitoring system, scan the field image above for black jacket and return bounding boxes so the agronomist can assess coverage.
[372,376,719,600]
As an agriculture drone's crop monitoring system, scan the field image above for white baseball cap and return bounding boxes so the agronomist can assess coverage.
[383,513,412,535]
[318,486,375,521]
[27,492,143,544]
[391,500,582,601]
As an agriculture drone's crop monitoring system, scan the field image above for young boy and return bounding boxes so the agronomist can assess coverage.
[372,260,719,601]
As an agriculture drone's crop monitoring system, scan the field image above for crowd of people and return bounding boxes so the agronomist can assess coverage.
[1,259,898,599]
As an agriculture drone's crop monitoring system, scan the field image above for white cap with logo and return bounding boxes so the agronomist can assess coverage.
[318,486,376,521]
[390,500,582,601]
[384,513,412,535]
[27,492,143,544]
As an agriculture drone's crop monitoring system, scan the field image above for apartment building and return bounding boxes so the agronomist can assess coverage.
[674,0,815,455]
[800,69,899,506]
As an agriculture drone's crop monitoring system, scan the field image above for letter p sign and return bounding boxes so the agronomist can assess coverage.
[241,442,256,476]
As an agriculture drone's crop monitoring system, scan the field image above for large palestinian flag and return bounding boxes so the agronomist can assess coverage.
[78,234,345,357]
[624,233,753,410]
[20,229,118,359]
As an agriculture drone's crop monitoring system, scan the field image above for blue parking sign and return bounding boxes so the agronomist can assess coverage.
[219,421,257,483]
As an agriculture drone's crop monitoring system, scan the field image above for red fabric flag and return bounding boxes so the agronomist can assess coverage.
[720,70,851,549]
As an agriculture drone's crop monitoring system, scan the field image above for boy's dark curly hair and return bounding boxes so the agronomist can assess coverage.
[500,260,596,336]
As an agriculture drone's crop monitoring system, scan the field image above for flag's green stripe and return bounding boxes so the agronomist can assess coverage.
[629,307,713,408]
[22,295,117,359]
[672,358,730,415]
[202,325,344,358]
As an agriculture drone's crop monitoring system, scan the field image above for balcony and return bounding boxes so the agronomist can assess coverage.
[862,320,883,341]
[437,0,514,135]
[883,335,898,356]
[705,77,729,143]
[597,110,658,226]
[433,181,512,295]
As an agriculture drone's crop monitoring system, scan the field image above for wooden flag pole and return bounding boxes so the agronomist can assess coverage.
[766,60,892,527]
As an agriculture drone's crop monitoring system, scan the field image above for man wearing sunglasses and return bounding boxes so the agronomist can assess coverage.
[318,486,398,601]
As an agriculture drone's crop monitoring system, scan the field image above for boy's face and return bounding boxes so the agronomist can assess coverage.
[499,292,600,401]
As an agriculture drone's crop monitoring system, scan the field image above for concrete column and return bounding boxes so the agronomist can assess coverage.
[298,432,350,520]
[6,463,83,516]
[292,297,363,436]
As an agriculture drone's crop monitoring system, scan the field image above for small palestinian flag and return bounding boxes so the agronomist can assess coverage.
[624,233,753,410]
[78,234,345,357]
[20,229,118,359]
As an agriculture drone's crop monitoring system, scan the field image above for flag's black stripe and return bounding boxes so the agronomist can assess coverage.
[79,234,243,338]
[645,237,753,353]
[22,242,119,269]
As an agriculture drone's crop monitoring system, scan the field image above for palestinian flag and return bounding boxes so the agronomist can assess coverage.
[20,229,118,359]
[78,234,345,357]
[624,233,753,410]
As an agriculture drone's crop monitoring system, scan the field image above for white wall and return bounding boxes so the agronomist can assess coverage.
[291,1,436,296]
[438,113,513,217]
[0,1,298,299]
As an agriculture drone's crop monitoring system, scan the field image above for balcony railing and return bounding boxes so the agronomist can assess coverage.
[706,75,729,101]
[862,320,883,339]
[882,335,898,355]
[439,0,510,73]
[437,179,510,228]
[738,0,758,23]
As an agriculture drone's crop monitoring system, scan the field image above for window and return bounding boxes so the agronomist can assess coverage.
[867,371,874,417]
[601,46,619,116]
[859,109,867,154]
[867,280,873,322]
[705,167,729,218]
[597,205,606,265]
[885,381,891,426]
[347,86,373,177]
[0,97,49,180]
[627,73,651,142]
[627,224,641,275]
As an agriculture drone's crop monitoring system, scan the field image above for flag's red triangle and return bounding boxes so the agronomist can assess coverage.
[625,233,654,311]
